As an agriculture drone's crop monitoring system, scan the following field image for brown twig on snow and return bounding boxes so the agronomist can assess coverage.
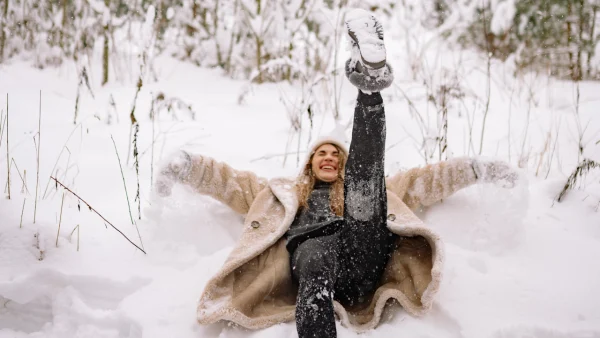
[50,176,146,254]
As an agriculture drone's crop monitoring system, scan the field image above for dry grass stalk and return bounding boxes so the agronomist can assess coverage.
[111,135,135,225]
[127,63,144,165]
[10,159,30,195]
[545,117,562,179]
[556,158,600,202]
[19,198,25,228]
[69,224,80,251]
[56,192,65,247]
[111,135,144,250]
[51,176,146,254]
[22,169,26,193]
[132,123,141,220]
[73,67,94,125]
[127,67,143,220]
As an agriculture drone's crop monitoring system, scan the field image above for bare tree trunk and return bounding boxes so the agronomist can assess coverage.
[256,36,263,83]
[225,0,240,74]
[60,0,68,50]
[588,4,598,78]
[102,0,110,85]
[567,1,575,80]
[0,0,8,62]
[213,0,223,67]
[187,0,198,36]
[576,0,585,81]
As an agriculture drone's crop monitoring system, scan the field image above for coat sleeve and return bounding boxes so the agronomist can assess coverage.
[180,154,268,215]
[386,157,479,210]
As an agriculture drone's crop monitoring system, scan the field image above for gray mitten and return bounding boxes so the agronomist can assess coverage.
[155,150,193,197]
[472,158,520,189]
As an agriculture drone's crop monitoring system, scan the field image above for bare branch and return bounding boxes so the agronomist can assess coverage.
[50,176,146,254]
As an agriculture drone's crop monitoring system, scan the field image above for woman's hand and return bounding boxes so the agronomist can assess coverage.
[155,150,193,197]
[472,158,520,189]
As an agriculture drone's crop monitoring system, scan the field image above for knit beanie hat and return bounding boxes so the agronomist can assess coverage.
[299,128,349,177]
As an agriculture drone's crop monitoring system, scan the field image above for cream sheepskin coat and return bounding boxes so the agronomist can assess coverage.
[177,154,479,332]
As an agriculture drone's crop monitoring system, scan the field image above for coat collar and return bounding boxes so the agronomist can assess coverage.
[268,177,299,217]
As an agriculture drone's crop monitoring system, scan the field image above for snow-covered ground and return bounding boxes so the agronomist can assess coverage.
[1,22,600,338]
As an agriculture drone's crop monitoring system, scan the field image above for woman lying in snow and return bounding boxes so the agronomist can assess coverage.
[155,9,519,338]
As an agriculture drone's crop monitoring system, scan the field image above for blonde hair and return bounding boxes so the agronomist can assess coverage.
[295,143,347,216]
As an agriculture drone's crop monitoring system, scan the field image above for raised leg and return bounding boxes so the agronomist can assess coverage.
[335,90,396,305]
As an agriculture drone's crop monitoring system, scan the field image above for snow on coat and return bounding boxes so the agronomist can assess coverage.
[174,154,479,332]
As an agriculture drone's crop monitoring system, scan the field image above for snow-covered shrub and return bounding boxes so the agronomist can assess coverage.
[454,0,600,80]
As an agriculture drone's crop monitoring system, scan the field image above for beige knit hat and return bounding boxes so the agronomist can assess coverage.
[298,132,349,177]
[308,136,348,157]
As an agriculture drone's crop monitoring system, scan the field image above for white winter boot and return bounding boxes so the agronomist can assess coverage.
[345,9,394,92]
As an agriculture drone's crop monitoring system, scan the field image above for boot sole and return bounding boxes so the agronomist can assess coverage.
[346,13,386,69]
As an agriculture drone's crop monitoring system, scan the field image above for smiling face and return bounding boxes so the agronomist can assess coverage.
[310,143,340,183]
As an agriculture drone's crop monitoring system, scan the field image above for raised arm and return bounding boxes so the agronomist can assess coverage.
[156,151,268,214]
[386,157,519,210]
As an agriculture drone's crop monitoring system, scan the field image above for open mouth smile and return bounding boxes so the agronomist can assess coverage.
[320,165,337,171]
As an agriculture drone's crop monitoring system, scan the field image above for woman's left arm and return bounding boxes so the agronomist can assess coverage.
[386,157,519,209]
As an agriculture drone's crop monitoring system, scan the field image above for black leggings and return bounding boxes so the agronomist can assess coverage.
[292,91,396,338]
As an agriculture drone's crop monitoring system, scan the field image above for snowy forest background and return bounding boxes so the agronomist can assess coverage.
[1,0,599,164]
[1,0,600,337]
[1,0,600,82]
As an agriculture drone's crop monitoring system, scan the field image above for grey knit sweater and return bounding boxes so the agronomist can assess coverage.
[285,181,343,253]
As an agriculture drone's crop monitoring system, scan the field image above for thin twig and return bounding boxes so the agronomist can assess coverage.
[111,135,135,226]
[56,192,65,247]
[250,150,307,163]
[51,176,146,254]
[111,135,144,250]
